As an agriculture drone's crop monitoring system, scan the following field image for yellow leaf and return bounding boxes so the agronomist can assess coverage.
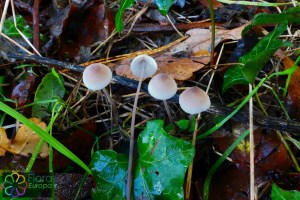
[10,118,49,158]
[0,128,10,156]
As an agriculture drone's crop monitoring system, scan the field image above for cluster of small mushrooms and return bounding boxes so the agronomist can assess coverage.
[82,54,211,115]
[82,54,211,199]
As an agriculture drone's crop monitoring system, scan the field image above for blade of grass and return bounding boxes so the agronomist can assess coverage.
[203,129,250,200]
[0,101,91,174]
[198,55,300,140]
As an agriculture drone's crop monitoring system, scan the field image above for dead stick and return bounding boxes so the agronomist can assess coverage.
[32,0,40,50]
[4,52,300,135]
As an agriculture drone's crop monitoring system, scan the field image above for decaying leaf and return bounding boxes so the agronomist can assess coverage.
[12,118,49,158]
[0,118,49,158]
[169,24,246,55]
[115,24,246,80]
[0,128,10,156]
[283,56,300,119]
[116,56,208,81]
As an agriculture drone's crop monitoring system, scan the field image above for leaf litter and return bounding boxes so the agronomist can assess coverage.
[0,118,49,158]
[0,1,300,200]
[115,24,246,80]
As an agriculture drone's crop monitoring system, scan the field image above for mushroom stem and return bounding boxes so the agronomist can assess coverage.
[163,100,174,123]
[102,88,130,138]
[127,74,144,200]
[185,113,201,199]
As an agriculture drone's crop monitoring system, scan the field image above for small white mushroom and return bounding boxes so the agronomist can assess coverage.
[148,73,177,121]
[180,86,211,198]
[148,73,177,100]
[82,63,112,91]
[127,54,158,200]
[130,54,157,78]
[179,86,211,115]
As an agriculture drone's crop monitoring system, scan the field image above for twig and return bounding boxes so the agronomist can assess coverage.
[207,0,215,66]
[32,0,40,50]
[4,52,300,135]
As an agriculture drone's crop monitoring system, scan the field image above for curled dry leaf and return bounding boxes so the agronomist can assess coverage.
[115,24,246,80]
[0,118,49,158]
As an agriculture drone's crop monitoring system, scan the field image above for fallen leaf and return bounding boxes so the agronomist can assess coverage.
[0,128,10,156]
[198,0,223,9]
[115,24,246,80]
[116,56,209,81]
[11,72,37,107]
[213,127,291,171]
[10,117,49,158]
[283,56,300,119]
[169,24,247,55]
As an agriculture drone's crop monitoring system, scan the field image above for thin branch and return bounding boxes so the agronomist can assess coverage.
[4,52,300,135]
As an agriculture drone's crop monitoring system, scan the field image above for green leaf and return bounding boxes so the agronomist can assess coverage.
[241,23,291,83]
[164,118,196,133]
[115,0,135,33]
[3,15,33,38]
[222,22,291,92]
[32,71,65,119]
[91,150,127,200]
[90,120,195,199]
[271,184,300,200]
[0,76,5,95]
[243,7,300,35]
[222,65,249,92]
[155,0,176,15]
[177,117,195,132]
[135,120,195,199]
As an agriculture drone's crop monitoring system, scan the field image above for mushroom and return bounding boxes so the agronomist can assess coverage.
[179,86,210,199]
[127,54,158,200]
[82,63,122,134]
[82,63,112,91]
[179,86,210,115]
[148,73,177,121]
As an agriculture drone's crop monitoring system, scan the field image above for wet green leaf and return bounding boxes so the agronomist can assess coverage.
[91,120,195,199]
[91,150,127,200]
[222,65,249,92]
[222,23,291,92]
[115,0,135,32]
[156,0,175,15]
[241,22,291,83]
[3,15,32,38]
[32,70,65,119]
[134,120,195,199]
[271,184,300,200]
[243,7,300,34]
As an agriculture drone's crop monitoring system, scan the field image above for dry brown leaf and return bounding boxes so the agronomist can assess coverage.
[198,0,223,8]
[169,24,247,55]
[10,118,49,158]
[115,24,246,81]
[0,128,10,156]
[115,56,209,81]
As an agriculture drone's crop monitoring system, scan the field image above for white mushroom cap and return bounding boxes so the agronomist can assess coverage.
[148,73,177,100]
[82,63,112,91]
[130,54,157,78]
[179,86,211,114]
